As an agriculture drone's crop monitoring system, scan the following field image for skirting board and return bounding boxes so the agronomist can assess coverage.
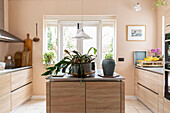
[31,95,46,100]
[125,96,137,100]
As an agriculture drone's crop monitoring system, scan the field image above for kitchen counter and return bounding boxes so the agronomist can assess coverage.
[47,70,125,82]
[0,66,32,75]
[46,69,125,113]
[135,66,163,75]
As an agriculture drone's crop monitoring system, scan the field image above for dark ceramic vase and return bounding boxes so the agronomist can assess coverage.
[102,58,115,76]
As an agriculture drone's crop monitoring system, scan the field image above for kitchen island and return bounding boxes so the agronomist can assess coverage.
[46,70,125,113]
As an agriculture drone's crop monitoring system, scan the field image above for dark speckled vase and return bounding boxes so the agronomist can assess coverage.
[102,58,115,76]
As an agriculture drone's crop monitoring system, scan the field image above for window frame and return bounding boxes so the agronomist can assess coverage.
[43,16,117,67]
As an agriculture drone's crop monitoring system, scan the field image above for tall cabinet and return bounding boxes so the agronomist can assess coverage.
[0,74,11,113]
[0,0,4,29]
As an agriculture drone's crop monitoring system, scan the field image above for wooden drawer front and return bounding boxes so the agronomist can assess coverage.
[136,69,160,93]
[11,68,32,91]
[164,98,170,113]
[11,83,32,110]
[50,82,85,113]
[136,84,158,113]
[0,74,11,113]
[86,82,121,113]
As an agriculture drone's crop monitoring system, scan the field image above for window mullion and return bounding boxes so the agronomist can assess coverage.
[60,23,63,61]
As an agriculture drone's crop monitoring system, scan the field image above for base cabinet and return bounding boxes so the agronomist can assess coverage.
[11,83,32,110]
[47,81,125,113]
[0,74,11,113]
[136,84,158,113]
[164,98,170,113]
[86,82,121,113]
[50,82,85,113]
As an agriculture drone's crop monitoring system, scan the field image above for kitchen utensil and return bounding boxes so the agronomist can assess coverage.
[0,62,6,70]
[14,51,22,67]
[33,23,40,42]
[22,49,31,67]
[24,33,32,66]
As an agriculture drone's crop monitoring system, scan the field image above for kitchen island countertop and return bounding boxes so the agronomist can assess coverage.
[47,70,125,82]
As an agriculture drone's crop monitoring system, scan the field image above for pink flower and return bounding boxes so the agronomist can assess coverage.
[151,49,156,53]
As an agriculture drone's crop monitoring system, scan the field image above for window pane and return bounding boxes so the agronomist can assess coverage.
[63,26,77,56]
[47,26,57,50]
[102,25,114,60]
[47,26,57,59]
[83,26,97,54]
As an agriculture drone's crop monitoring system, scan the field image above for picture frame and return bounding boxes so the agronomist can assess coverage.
[126,25,146,41]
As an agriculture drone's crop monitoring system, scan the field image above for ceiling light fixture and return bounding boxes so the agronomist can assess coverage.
[73,0,92,39]
[134,3,141,12]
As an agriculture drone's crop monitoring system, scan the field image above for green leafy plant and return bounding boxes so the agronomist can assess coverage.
[153,0,165,9]
[42,47,97,78]
[105,53,113,59]
[43,52,55,67]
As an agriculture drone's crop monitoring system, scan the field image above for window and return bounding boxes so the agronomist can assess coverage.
[43,16,116,67]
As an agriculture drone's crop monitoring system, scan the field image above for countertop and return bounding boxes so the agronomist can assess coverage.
[47,70,125,82]
[0,66,32,75]
[135,66,164,75]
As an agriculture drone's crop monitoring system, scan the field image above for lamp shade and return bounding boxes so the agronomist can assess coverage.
[73,29,92,39]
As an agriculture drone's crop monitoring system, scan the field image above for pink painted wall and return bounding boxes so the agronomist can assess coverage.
[8,0,157,95]
[0,42,8,62]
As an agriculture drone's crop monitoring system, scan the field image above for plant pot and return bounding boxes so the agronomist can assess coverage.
[102,58,115,76]
[72,62,92,77]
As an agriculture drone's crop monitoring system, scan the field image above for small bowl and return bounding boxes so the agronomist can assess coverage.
[0,62,6,70]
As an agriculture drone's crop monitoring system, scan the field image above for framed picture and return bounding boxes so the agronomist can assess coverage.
[126,25,146,41]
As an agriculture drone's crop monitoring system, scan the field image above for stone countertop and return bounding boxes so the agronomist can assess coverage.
[0,66,32,75]
[135,66,164,75]
[47,70,125,82]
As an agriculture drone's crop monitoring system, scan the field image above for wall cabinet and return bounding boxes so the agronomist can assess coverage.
[0,73,11,113]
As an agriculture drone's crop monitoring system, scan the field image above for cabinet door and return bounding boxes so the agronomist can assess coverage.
[86,82,121,113]
[136,84,158,113]
[50,82,85,113]
[11,83,32,110]
[0,74,11,113]
[11,68,32,91]
[136,69,160,93]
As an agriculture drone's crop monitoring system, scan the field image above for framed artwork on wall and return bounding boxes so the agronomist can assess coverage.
[126,25,146,41]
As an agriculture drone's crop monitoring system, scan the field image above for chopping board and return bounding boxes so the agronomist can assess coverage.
[24,33,32,66]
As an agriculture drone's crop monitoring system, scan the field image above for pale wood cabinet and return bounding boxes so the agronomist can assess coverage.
[47,81,125,113]
[11,69,32,91]
[86,82,121,113]
[11,68,33,110]
[11,83,32,110]
[50,82,85,113]
[164,98,170,113]
[0,68,33,112]
[0,73,11,113]
[136,83,158,113]
[135,68,163,113]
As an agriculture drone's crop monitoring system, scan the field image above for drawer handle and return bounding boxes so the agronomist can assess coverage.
[137,82,158,95]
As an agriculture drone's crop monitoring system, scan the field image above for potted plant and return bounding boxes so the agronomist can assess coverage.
[102,53,115,76]
[43,52,55,67]
[153,0,165,9]
[42,47,97,78]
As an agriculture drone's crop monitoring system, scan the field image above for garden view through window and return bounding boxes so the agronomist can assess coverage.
[43,16,116,66]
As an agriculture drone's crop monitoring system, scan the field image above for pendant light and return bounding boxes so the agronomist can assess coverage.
[73,0,92,39]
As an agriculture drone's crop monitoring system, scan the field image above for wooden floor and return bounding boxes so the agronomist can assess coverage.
[13,98,151,113]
